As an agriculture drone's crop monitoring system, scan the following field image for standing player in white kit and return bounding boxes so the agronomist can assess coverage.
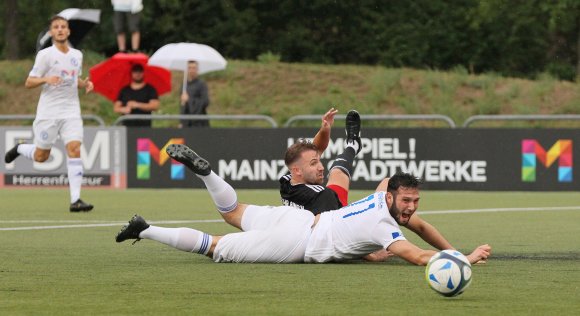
[116,144,491,265]
[4,15,94,212]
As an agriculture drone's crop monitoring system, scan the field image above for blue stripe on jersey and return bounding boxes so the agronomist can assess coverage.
[348,194,375,206]
[342,203,375,218]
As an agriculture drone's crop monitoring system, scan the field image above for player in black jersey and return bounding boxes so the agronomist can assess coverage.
[280,109,362,215]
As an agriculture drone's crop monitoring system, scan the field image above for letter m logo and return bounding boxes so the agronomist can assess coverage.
[522,139,573,182]
[137,138,185,180]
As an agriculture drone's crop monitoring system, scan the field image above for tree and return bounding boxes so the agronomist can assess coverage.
[3,0,20,59]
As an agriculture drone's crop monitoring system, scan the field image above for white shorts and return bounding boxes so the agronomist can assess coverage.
[212,205,315,263]
[33,118,83,149]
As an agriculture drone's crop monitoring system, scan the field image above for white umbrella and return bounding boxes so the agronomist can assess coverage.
[149,42,227,90]
[36,8,101,51]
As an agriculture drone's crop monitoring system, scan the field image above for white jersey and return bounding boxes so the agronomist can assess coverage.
[29,45,83,120]
[305,191,406,263]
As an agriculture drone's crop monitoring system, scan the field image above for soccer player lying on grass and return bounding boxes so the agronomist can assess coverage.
[116,144,491,265]
[283,110,458,262]
[280,108,361,213]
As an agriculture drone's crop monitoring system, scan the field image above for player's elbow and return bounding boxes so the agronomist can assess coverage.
[24,78,35,89]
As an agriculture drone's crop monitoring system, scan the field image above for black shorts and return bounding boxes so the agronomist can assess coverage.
[113,11,141,33]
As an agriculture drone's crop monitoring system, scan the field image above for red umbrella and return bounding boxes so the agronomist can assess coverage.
[89,53,172,101]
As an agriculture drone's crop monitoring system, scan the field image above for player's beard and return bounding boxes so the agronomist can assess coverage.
[133,77,144,84]
[389,199,410,226]
[303,171,324,185]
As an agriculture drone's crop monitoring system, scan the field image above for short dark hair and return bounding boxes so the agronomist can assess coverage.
[131,64,144,72]
[49,15,68,27]
[284,140,319,167]
[188,60,198,65]
[387,172,422,193]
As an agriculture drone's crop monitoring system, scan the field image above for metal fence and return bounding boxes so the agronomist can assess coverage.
[462,114,580,127]
[113,114,278,127]
[3,114,580,128]
[0,114,105,126]
[284,114,457,128]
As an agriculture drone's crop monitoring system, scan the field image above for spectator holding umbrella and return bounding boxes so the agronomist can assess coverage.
[114,64,159,128]
[180,60,210,128]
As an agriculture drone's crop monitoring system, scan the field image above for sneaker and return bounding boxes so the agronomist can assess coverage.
[345,110,362,154]
[70,199,94,212]
[116,214,150,243]
[4,143,21,163]
[166,144,211,176]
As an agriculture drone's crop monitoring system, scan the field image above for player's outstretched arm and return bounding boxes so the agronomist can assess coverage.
[312,107,338,153]
[405,214,454,250]
[363,249,396,262]
[387,240,438,266]
[466,244,491,264]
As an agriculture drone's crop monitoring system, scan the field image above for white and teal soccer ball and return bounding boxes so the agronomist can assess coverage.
[425,250,472,297]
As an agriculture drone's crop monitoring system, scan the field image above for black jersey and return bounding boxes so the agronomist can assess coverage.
[279,174,343,215]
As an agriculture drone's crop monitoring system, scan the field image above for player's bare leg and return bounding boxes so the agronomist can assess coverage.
[34,148,51,162]
[166,143,247,229]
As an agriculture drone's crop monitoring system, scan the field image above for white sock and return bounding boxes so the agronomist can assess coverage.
[140,226,212,255]
[67,158,83,203]
[17,144,36,160]
[197,171,238,213]
[345,139,360,153]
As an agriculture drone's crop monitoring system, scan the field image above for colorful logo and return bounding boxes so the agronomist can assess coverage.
[137,138,185,180]
[522,139,572,182]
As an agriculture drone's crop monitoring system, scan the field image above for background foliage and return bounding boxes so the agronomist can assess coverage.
[2,0,580,80]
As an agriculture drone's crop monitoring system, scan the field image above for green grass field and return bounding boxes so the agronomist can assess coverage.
[1,188,579,315]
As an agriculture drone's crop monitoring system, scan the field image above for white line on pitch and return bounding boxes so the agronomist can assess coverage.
[0,219,224,231]
[1,205,579,231]
[418,205,580,215]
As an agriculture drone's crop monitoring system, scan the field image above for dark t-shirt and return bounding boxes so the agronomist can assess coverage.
[117,84,158,127]
[279,173,343,215]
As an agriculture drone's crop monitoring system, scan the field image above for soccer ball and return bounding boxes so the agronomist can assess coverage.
[425,250,472,297]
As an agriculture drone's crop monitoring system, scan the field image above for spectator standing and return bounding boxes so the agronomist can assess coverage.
[114,64,159,128]
[180,61,210,127]
[112,0,143,53]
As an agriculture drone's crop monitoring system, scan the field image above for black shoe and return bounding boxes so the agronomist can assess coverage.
[70,199,94,212]
[116,214,150,243]
[4,143,21,163]
[345,110,362,154]
[166,144,211,176]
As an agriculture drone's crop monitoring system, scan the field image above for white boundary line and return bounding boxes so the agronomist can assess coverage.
[1,205,579,231]
[418,205,580,215]
[0,219,223,231]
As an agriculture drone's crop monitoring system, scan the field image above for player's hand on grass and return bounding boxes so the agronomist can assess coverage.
[467,244,491,264]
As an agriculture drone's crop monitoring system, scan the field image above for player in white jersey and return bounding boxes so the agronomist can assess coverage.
[116,144,491,265]
[4,15,94,212]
